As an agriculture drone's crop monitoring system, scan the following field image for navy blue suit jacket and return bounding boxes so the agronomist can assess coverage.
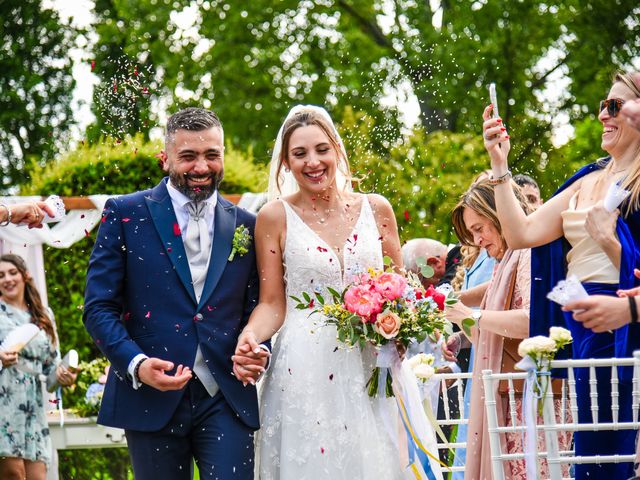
[83,179,260,431]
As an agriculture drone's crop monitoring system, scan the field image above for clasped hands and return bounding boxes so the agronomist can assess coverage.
[232,328,270,386]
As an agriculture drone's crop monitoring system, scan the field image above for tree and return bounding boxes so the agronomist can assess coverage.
[87,0,639,177]
[0,0,77,192]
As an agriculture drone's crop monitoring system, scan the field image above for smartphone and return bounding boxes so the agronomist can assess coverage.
[489,83,499,118]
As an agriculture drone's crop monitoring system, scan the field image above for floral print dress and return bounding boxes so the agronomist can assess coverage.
[0,301,58,466]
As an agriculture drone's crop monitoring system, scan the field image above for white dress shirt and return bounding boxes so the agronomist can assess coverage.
[127,181,218,389]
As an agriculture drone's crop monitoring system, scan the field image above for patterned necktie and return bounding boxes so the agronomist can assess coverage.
[184,201,218,397]
[185,201,211,299]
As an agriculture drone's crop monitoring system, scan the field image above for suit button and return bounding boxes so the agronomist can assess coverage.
[194,313,203,322]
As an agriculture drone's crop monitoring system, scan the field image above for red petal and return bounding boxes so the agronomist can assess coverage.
[317,246,328,252]
[90,60,95,71]
[173,223,181,236]
[145,311,151,319]
[404,210,410,221]
[122,218,131,223]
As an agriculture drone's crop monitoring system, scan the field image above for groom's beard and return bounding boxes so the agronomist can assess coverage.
[170,170,223,203]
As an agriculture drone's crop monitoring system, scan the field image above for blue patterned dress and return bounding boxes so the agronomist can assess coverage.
[0,301,58,466]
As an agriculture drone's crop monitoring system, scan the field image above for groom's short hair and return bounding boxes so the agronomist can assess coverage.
[165,107,223,145]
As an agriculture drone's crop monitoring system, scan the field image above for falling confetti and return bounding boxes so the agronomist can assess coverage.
[93,54,154,138]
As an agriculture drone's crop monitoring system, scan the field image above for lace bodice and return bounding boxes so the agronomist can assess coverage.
[281,196,383,308]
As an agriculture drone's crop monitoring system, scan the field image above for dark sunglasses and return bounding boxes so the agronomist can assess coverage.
[599,98,626,117]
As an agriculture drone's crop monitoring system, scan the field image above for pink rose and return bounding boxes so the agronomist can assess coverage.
[374,272,407,301]
[425,285,446,310]
[344,284,384,321]
[373,310,402,339]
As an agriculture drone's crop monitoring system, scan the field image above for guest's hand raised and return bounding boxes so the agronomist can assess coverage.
[482,105,511,173]
[1,201,55,229]
[137,358,192,392]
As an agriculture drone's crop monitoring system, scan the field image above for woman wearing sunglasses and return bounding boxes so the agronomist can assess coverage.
[481,71,640,479]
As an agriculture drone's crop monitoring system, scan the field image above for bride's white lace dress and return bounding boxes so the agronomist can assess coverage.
[257,195,403,479]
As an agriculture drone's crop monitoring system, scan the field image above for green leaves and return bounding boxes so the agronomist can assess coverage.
[462,318,475,337]
[416,256,435,279]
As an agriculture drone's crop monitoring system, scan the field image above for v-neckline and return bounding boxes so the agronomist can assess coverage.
[284,196,367,278]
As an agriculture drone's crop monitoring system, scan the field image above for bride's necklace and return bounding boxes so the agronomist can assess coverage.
[308,195,345,224]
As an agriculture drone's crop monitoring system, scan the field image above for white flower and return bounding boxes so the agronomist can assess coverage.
[549,327,572,345]
[408,353,435,369]
[517,336,557,358]
[413,363,436,381]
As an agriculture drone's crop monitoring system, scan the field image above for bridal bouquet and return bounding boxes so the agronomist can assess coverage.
[292,261,455,397]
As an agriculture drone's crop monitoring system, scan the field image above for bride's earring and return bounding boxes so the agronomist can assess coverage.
[284,167,291,173]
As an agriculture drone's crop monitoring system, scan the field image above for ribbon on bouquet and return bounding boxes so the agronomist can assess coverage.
[515,356,551,480]
[375,344,445,480]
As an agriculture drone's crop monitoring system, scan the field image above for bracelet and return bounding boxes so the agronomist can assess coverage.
[0,204,11,227]
[488,170,512,185]
[134,358,148,384]
[629,296,638,324]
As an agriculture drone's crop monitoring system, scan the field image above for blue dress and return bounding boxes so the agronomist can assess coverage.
[531,158,640,479]
[451,249,496,480]
[0,301,58,466]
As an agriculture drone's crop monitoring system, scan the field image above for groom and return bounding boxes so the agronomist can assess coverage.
[83,107,268,479]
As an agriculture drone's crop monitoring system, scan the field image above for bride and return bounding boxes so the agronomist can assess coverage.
[233,105,405,479]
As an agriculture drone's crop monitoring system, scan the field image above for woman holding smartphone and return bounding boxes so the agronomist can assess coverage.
[482,71,640,479]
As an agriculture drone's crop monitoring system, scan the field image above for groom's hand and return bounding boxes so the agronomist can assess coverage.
[138,358,192,392]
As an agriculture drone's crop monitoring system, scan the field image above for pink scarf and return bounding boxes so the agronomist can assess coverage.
[464,248,526,480]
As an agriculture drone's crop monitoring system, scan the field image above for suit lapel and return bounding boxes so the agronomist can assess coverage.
[198,194,236,309]
[145,180,197,304]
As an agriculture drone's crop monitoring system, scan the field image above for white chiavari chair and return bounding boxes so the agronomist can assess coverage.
[430,371,473,475]
[482,351,640,480]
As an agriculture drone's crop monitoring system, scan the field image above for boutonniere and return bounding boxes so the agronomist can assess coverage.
[229,225,252,261]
